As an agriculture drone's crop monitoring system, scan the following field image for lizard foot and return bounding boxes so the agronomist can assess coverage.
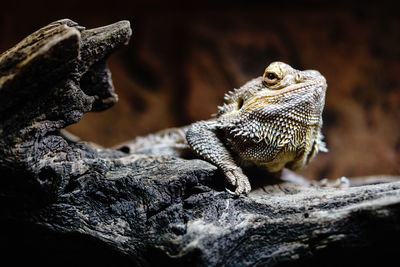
[317,177,350,188]
[224,168,251,195]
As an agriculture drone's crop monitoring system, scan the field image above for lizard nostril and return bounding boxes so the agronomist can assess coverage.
[295,73,302,82]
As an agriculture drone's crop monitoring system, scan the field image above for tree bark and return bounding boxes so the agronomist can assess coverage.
[0,19,399,267]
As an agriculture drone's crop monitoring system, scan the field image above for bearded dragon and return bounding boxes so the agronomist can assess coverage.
[117,62,327,194]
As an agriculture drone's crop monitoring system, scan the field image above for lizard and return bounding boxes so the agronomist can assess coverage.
[116,62,328,194]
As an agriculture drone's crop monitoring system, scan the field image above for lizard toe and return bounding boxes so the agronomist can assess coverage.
[235,177,251,195]
[224,168,251,195]
[224,170,238,187]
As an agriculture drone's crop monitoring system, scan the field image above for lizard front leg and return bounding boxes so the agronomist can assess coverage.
[185,121,251,194]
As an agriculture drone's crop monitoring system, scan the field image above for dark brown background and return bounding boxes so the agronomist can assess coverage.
[1,0,399,180]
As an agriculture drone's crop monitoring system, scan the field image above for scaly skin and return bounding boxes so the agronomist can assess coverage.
[118,62,327,194]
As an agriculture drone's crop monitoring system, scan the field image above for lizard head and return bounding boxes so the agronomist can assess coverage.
[243,61,327,114]
[218,61,327,116]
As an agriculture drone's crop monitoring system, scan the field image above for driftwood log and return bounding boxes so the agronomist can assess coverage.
[1,19,399,266]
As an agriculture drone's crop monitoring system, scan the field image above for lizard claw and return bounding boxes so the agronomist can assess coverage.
[224,168,251,195]
[225,187,240,197]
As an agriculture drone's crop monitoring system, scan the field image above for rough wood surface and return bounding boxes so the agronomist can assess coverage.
[0,19,399,266]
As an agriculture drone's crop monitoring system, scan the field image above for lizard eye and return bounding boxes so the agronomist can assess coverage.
[263,72,279,86]
[267,73,276,80]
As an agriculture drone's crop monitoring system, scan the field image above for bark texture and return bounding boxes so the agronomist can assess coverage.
[0,19,399,267]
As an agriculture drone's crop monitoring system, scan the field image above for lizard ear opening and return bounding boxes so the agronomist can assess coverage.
[237,97,244,110]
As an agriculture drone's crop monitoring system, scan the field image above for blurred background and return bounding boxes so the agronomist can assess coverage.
[1,0,399,180]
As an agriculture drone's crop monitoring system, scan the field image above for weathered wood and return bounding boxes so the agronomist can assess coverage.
[0,19,399,266]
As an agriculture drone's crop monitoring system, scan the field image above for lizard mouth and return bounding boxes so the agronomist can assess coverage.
[251,80,326,103]
[269,80,326,96]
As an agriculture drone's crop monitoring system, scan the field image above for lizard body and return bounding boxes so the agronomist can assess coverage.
[118,62,327,194]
